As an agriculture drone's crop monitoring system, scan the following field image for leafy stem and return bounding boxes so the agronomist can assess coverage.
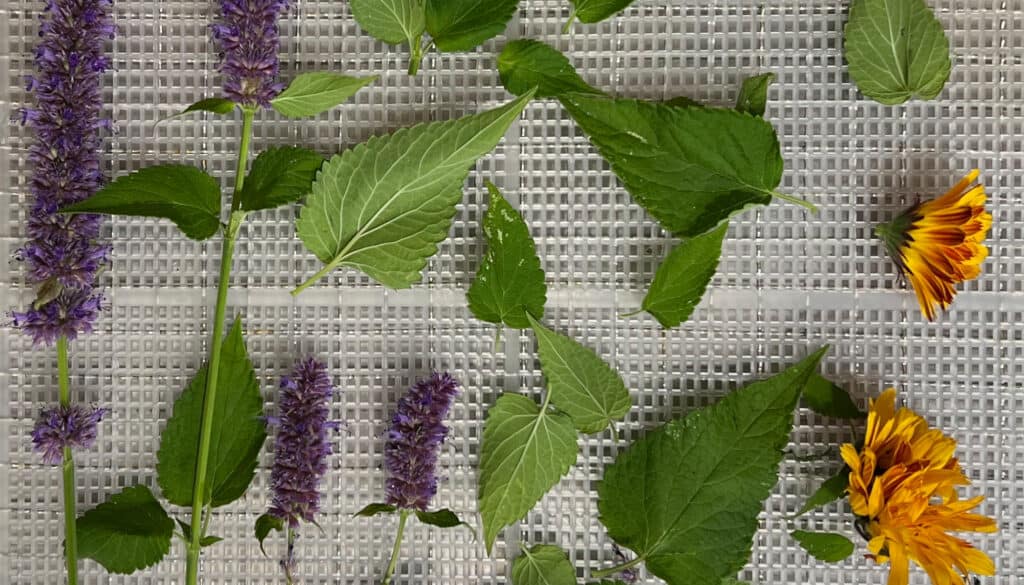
[590,555,644,579]
[184,106,255,585]
[57,336,79,585]
[381,509,410,585]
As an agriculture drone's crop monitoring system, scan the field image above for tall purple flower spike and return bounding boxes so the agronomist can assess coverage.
[212,0,290,107]
[31,404,110,465]
[384,372,461,511]
[11,0,114,346]
[268,358,336,528]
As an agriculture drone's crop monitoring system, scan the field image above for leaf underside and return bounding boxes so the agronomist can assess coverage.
[511,544,578,585]
[350,0,426,45]
[270,72,377,119]
[76,485,175,575]
[642,222,729,328]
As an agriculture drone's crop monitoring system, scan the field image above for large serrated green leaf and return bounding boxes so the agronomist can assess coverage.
[511,544,577,585]
[844,0,951,105]
[467,182,547,328]
[271,73,377,119]
[560,94,783,238]
[239,146,325,212]
[597,349,828,585]
[156,318,266,508]
[350,0,425,45]
[61,165,222,241]
[425,0,519,52]
[294,93,533,292]
[76,485,175,574]
[479,393,578,553]
[528,314,630,434]
[642,223,728,329]
[498,39,603,99]
[569,0,636,24]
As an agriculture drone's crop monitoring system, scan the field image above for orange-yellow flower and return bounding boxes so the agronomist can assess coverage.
[841,389,997,585]
[875,170,992,321]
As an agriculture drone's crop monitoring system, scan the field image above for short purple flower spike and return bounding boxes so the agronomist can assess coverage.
[384,372,460,511]
[11,0,113,346]
[31,404,109,465]
[212,0,290,107]
[268,358,335,528]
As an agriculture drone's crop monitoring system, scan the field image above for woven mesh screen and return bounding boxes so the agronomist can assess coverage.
[1,0,1021,583]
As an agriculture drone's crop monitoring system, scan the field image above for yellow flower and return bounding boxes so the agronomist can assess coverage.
[875,170,992,321]
[840,389,997,585]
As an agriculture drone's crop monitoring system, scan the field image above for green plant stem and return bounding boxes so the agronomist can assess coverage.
[563,9,577,33]
[57,336,78,585]
[184,106,255,585]
[769,190,818,212]
[408,35,424,75]
[381,510,410,585]
[591,555,644,579]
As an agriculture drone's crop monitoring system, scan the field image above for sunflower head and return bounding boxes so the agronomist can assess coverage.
[876,170,992,321]
[841,389,997,585]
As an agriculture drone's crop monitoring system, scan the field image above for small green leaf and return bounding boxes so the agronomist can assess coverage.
[511,544,577,585]
[497,39,603,99]
[350,0,426,45]
[791,530,856,563]
[239,147,325,212]
[844,0,951,105]
[178,97,236,117]
[794,471,849,517]
[479,393,578,553]
[255,513,286,556]
[597,349,828,585]
[200,535,224,547]
[76,485,175,575]
[294,93,533,292]
[642,222,728,328]
[271,72,377,119]
[467,182,547,329]
[528,314,630,434]
[176,517,192,541]
[156,317,266,508]
[425,0,519,52]
[61,165,222,241]
[354,503,398,517]
[802,374,866,420]
[414,509,461,528]
[569,0,636,24]
[735,73,775,117]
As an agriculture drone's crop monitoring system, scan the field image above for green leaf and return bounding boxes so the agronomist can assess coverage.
[354,503,398,517]
[350,0,426,45]
[511,544,577,585]
[255,513,285,556]
[528,314,630,434]
[61,165,222,241]
[735,73,775,117]
[791,530,856,563]
[497,39,603,99]
[425,0,519,52]
[721,578,752,585]
[479,393,578,553]
[239,147,325,212]
[414,509,461,528]
[560,94,792,238]
[664,96,703,108]
[589,582,629,585]
[467,182,547,329]
[294,92,533,292]
[159,97,236,122]
[156,317,266,508]
[641,222,728,328]
[802,374,866,419]
[844,0,951,105]
[271,72,377,119]
[597,349,828,585]
[200,535,223,547]
[76,485,175,575]
[569,0,636,24]
[794,471,849,517]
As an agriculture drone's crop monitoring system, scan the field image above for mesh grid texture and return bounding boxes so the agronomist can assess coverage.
[1,0,1021,583]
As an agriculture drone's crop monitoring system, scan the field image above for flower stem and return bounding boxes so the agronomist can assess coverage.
[184,107,255,585]
[57,336,78,585]
[381,510,410,585]
[591,555,644,579]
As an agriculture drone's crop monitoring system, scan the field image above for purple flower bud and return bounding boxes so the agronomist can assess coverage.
[268,358,336,528]
[213,0,290,107]
[384,372,460,511]
[31,404,109,464]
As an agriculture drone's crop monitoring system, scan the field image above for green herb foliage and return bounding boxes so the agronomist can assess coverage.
[238,147,325,212]
[844,0,951,104]
[497,39,603,98]
[802,374,866,419]
[794,471,850,517]
[596,349,827,584]
[568,0,636,25]
[641,222,728,328]
[791,530,856,562]
[511,544,578,585]
[270,72,378,119]
[735,73,775,117]
[76,485,175,574]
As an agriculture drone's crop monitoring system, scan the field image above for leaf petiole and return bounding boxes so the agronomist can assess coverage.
[769,190,818,212]
[562,9,577,34]
[591,555,644,579]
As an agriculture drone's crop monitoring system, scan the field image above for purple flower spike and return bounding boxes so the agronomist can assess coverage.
[12,0,113,346]
[384,372,460,511]
[31,404,109,465]
[268,358,335,528]
[212,0,290,107]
